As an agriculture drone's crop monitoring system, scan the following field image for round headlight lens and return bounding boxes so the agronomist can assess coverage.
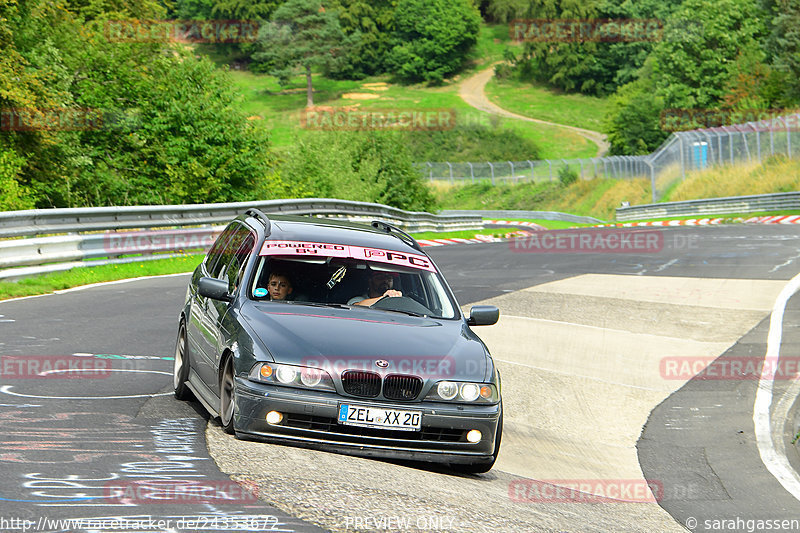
[300,367,322,387]
[259,365,273,379]
[275,366,297,384]
[437,381,458,400]
[460,383,480,402]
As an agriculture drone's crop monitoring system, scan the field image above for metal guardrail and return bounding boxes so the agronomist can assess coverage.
[0,198,481,239]
[616,192,800,221]
[441,210,604,224]
[0,199,483,281]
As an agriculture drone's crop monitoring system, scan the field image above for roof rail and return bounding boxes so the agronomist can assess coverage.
[371,220,422,252]
[244,208,271,236]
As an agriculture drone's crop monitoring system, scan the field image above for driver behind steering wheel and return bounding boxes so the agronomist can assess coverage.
[348,270,401,306]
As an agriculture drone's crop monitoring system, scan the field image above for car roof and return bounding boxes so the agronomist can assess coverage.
[247,214,423,255]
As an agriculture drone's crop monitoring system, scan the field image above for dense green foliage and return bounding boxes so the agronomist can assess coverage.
[386,0,482,83]
[0,0,284,209]
[276,131,436,211]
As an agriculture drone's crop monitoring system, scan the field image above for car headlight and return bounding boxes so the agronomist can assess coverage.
[249,363,335,392]
[425,381,499,403]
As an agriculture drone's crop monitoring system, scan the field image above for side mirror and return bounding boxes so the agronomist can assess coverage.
[467,305,499,326]
[198,277,233,302]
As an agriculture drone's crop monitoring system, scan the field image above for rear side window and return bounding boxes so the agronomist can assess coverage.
[204,224,238,277]
[225,233,256,294]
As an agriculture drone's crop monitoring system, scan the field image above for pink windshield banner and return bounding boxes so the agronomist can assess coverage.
[259,241,437,273]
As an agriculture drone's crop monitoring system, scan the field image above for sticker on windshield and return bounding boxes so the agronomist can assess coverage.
[259,241,437,272]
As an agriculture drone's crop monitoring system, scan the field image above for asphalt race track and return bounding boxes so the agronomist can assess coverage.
[1,224,799,532]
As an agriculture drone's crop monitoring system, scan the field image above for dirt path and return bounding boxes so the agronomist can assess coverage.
[458,66,610,157]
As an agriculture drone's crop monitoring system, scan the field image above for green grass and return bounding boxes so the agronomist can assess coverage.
[227,69,595,159]
[484,77,611,133]
[0,254,203,301]
[466,23,520,71]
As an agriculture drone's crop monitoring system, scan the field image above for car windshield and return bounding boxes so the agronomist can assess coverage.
[249,253,458,320]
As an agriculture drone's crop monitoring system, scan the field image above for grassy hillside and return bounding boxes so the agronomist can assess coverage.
[484,77,611,133]
[432,155,800,220]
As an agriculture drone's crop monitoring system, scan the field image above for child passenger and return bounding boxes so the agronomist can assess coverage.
[267,272,293,301]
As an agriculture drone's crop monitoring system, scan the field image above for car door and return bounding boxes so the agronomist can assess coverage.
[189,224,249,387]
[186,224,236,382]
[207,230,255,396]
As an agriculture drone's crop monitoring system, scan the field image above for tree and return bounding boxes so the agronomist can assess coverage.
[386,0,482,84]
[326,0,396,77]
[251,0,353,107]
[509,0,683,97]
[763,0,800,105]
[650,0,767,109]
[604,61,668,155]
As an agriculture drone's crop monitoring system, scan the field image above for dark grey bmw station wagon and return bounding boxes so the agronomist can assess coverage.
[174,209,502,473]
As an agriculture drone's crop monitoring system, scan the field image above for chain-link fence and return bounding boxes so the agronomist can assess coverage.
[416,112,800,202]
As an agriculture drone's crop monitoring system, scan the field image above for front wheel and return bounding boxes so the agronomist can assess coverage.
[173,322,193,401]
[220,356,237,435]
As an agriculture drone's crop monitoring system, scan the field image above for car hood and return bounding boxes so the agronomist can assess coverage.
[240,302,489,381]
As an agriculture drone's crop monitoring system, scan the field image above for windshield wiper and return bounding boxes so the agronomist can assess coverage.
[374,308,428,317]
[290,301,353,310]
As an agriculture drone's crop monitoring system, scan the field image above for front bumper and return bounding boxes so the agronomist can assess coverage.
[233,377,501,465]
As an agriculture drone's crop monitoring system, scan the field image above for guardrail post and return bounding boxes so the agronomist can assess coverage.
[508,161,515,183]
[579,160,585,179]
[527,160,534,182]
[446,161,453,184]
[487,162,495,185]
[647,160,656,202]
[426,162,433,181]
[467,162,474,183]
[679,134,686,180]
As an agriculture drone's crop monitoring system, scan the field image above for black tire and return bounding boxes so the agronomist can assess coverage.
[451,405,503,474]
[220,356,236,435]
[173,322,194,401]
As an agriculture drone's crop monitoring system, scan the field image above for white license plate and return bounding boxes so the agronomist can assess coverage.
[338,403,422,431]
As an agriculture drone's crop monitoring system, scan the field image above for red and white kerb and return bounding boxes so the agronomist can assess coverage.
[259,241,437,273]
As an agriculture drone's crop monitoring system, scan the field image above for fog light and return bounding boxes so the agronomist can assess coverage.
[266,411,283,425]
[466,430,482,443]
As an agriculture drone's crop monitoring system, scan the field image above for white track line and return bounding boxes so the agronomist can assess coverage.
[753,272,800,501]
